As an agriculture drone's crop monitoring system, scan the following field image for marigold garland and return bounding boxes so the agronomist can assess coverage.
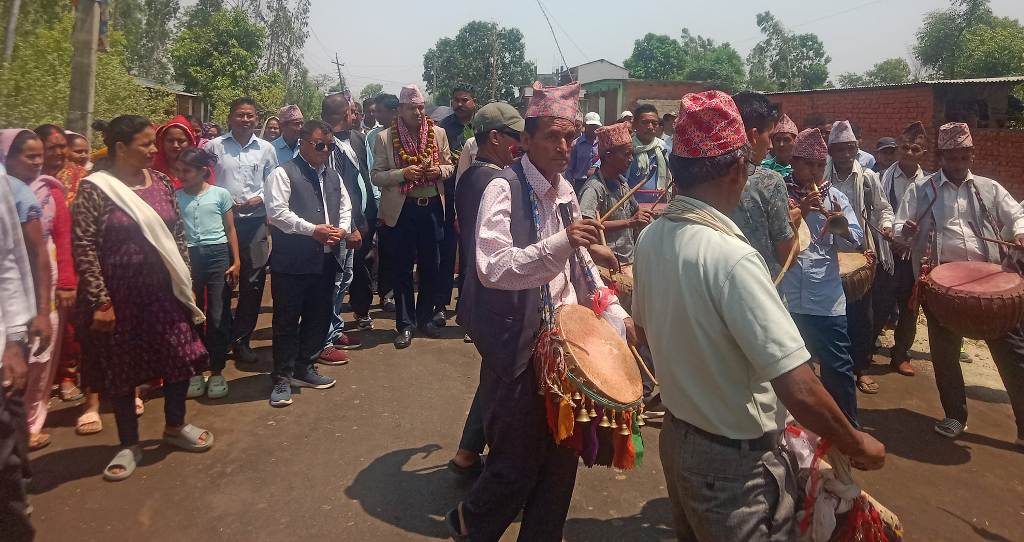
[393,116,436,166]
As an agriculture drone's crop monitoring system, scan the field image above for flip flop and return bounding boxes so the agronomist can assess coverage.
[135,397,145,417]
[28,433,51,451]
[163,424,214,452]
[76,411,103,435]
[857,377,880,394]
[103,446,142,482]
[60,380,85,402]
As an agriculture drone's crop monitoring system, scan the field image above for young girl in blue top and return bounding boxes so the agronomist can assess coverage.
[174,148,240,399]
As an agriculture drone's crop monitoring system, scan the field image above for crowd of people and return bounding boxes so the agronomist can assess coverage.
[1,75,1023,541]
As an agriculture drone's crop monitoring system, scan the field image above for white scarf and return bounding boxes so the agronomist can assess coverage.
[85,171,205,324]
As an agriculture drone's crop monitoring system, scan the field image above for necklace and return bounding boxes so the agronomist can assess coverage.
[393,116,437,166]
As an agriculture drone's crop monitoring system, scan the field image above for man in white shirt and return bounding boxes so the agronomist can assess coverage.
[0,166,36,540]
[897,122,1024,445]
[207,97,279,364]
[263,121,351,408]
[633,90,884,541]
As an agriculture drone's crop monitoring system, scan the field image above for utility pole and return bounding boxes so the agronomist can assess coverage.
[331,52,347,92]
[67,0,100,138]
[3,0,21,63]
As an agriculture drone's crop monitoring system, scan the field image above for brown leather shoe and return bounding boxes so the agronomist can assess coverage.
[893,360,915,376]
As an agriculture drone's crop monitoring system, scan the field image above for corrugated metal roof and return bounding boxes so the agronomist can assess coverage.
[766,76,1024,95]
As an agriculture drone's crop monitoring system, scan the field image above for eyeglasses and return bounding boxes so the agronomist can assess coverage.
[900,143,923,154]
[305,140,337,152]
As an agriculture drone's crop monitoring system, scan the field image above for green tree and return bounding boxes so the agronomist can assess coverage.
[250,0,310,81]
[747,11,831,91]
[284,65,332,118]
[914,0,994,78]
[624,33,687,80]
[111,0,181,82]
[955,17,1024,77]
[169,7,284,118]
[835,72,869,88]
[865,57,912,84]
[359,83,384,102]
[678,29,746,91]
[422,21,535,104]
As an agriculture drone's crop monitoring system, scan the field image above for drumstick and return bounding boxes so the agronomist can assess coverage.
[628,344,659,387]
[967,221,1024,251]
[600,180,648,223]
[773,231,801,286]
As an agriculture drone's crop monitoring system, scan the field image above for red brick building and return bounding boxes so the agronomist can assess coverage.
[581,79,707,124]
[767,77,1024,196]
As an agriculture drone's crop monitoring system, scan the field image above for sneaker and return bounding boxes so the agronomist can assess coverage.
[356,316,373,330]
[317,346,350,366]
[269,380,292,407]
[186,375,206,399]
[959,349,972,364]
[206,375,229,399]
[292,365,336,389]
[382,294,396,313]
[333,333,361,350]
[934,417,967,438]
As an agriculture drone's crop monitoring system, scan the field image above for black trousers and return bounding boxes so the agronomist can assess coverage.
[925,309,1024,437]
[349,231,375,319]
[270,256,338,381]
[392,197,443,331]
[377,225,394,301]
[437,217,459,311]
[846,293,874,374]
[0,385,32,542]
[231,216,269,346]
[111,380,188,447]
[191,243,232,372]
[871,259,917,363]
[461,364,579,542]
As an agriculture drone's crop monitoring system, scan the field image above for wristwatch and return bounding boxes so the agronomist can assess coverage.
[6,330,28,345]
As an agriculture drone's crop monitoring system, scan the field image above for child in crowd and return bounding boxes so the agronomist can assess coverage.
[174,147,240,399]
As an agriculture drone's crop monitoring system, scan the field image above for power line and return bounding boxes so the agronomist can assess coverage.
[535,0,571,79]
[732,0,888,46]
[537,0,587,61]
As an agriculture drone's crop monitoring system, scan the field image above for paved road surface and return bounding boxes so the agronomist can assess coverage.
[26,300,1024,541]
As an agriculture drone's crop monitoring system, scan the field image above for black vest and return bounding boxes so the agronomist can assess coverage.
[458,158,590,382]
[269,158,343,275]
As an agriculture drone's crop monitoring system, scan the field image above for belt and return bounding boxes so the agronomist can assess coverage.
[673,415,779,452]
[407,195,440,207]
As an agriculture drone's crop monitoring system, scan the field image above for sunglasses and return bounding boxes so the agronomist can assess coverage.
[306,140,337,152]
[900,143,923,153]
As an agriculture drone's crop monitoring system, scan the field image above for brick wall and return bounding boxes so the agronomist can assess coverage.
[971,130,1024,198]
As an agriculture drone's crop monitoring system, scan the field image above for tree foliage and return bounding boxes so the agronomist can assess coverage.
[835,57,913,88]
[954,16,1024,77]
[914,0,995,79]
[249,0,310,82]
[359,83,384,102]
[623,33,687,81]
[423,21,535,104]
[110,0,181,82]
[0,11,173,129]
[623,30,745,90]
[747,11,830,91]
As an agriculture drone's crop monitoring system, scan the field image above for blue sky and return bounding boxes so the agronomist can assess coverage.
[303,0,1024,96]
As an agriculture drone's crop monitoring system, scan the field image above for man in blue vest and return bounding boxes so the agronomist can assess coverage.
[264,120,351,407]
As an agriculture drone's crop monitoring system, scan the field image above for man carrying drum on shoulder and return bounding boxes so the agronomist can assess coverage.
[632,91,884,541]
[445,81,636,542]
[779,128,865,427]
[896,122,1024,447]
[825,120,895,396]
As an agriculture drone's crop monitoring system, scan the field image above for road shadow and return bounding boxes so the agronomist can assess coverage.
[344,444,470,539]
[938,507,1017,542]
[231,345,273,374]
[193,373,271,407]
[27,439,171,495]
[859,407,971,465]
[964,384,1010,405]
[563,497,675,542]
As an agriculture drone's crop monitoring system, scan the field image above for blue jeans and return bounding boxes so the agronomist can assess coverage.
[324,248,354,349]
[790,313,859,427]
[190,243,232,372]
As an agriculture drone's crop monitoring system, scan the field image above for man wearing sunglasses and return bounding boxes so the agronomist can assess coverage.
[873,121,928,377]
[263,120,352,407]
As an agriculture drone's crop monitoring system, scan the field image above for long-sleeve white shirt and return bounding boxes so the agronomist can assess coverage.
[474,155,628,322]
[0,166,36,352]
[264,158,351,253]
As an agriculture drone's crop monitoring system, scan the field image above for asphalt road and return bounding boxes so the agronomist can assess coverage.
[25,299,1024,541]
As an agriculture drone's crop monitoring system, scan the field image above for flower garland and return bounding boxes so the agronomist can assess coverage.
[393,115,441,193]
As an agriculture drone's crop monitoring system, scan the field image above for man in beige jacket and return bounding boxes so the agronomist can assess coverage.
[371,84,454,348]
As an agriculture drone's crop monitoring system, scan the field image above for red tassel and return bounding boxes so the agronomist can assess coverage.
[799,439,833,535]
[591,287,615,316]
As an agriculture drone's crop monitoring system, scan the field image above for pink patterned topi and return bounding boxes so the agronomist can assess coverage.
[595,122,632,154]
[937,122,973,149]
[793,128,829,161]
[526,81,580,121]
[771,113,798,137]
[278,104,303,123]
[399,84,425,105]
[671,90,748,158]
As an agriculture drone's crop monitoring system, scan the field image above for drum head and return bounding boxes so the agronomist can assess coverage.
[557,304,642,405]
[838,252,867,276]
[929,262,1024,294]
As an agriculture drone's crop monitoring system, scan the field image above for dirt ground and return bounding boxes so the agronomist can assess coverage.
[22,301,1024,541]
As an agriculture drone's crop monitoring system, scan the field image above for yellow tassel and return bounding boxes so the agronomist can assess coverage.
[556,398,575,442]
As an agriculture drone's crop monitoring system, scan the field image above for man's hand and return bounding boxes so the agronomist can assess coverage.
[629,209,654,229]
[56,288,76,310]
[91,305,116,333]
[28,314,52,356]
[800,192,823,218]
[879,226,894,241]
[2,341,28,398]
[624,317,646,349]
[424,165,442,181]
[588,244,619,272]
[346,229,363,249]
[863,249,876,266]
[225,263,240,288]
[845,432,886,471]
[402,165,423,183]
[313,224,340,246]
[901,220,919,238]
[567,219,602,248]
[1015,233,1024,247]
[789,207,803,226]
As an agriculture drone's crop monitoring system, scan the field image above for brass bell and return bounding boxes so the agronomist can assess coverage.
[609,410,619,429]
[637,411,646,427]
[575,405,591,423]
[598,412,611,428]
[572,391,582,401]
[588,402,597,418]
[619,419,631,436]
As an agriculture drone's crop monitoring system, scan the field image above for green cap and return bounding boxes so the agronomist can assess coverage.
[472,102,525,134]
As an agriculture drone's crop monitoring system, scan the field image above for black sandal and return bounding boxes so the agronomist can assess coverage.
[447,456,484,478]
[445,502,470,541]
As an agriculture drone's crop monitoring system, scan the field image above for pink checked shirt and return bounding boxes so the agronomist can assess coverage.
[474,155,629,322]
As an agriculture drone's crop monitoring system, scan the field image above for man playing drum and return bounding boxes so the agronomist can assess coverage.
[896,122,1024,446]
[825,120,895,395]
[633,91,884,541]
[780,128,865,427]
[446,81,635,541]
